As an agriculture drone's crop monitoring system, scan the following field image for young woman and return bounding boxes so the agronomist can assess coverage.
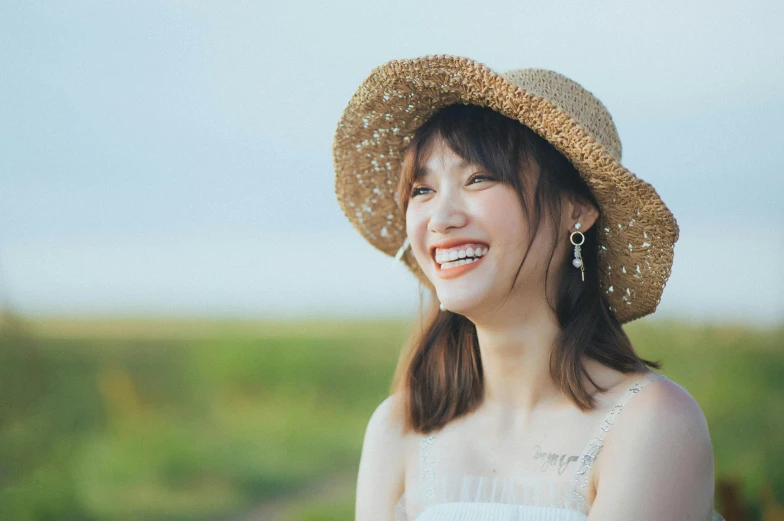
[333,55,725,521]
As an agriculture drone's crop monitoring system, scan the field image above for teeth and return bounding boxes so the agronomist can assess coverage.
[435,246,488,264]
[439,257,480,270]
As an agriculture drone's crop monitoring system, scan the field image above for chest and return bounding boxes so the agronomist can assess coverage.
[401,404,610,508]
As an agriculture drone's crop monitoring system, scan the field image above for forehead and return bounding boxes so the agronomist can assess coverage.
[418,138,474,178]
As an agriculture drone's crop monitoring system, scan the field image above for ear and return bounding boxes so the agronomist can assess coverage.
[564,194,599,232]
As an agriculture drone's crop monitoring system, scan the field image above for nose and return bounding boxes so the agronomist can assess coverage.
[428,190,468,234]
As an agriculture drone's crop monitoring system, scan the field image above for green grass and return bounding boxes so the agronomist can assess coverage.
[0,314,780,521]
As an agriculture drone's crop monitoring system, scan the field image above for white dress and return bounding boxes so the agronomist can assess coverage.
[394,372,726,521]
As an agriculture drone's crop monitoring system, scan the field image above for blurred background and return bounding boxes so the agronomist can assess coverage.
[1,0,782,520]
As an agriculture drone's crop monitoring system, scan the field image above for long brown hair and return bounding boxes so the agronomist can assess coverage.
[390,104,661,434]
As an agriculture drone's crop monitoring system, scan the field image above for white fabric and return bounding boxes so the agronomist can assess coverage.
[394,475,588,521]
[393,475,727,521]
[406,502,587,521]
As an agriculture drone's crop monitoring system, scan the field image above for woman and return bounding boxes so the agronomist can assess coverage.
[333,56,725,521]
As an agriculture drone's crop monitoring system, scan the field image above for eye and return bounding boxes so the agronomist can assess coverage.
[468,172,496,184]
[409,172,496,198]
[410,185,430,198]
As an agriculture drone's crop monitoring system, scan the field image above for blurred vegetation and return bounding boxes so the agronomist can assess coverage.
[0,311,781,521]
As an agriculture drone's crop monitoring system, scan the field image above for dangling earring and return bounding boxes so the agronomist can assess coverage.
[570,222,585,282]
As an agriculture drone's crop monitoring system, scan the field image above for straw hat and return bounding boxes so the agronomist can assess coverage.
[332,55,678,324]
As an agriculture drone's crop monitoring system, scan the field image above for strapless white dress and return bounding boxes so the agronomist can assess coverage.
[393,373,726,521]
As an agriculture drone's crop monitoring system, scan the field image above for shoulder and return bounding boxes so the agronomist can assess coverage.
[602,375,713,468]
[622,376,710,443]
[356,393,406,521]
[590,376,715,520]
[360,393,407,465]
[364,392,406,445]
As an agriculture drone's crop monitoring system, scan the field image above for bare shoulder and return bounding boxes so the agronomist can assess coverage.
[624,376,710,440]
[367,393,406,436]
[356,393,407,521]
[590,376,716,520]
[602,376,713,467]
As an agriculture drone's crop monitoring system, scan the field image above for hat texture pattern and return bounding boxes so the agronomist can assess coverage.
[333,55,679,324]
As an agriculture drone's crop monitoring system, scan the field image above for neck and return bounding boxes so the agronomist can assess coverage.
[469,300,566,417]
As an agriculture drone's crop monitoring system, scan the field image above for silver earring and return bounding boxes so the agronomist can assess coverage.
[570,222,585,282]
[439,302,445,311]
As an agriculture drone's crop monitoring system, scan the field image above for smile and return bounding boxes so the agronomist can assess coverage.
[434,250,488,279]
[434,244,488,264]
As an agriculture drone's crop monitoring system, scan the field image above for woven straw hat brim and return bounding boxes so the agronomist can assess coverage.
[333,55,678,324]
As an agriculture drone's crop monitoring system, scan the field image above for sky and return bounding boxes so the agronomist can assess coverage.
[1,0,782,325]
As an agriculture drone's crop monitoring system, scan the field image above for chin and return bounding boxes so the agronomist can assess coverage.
[439,298,480,314]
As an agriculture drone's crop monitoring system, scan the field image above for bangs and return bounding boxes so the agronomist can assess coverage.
[396,104,538,216]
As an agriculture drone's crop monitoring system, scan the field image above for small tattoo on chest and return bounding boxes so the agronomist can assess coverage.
[533,445,579,475]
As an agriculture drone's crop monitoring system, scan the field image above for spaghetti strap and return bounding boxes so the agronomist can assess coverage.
[570,371,668,509]
[418,434,437,503]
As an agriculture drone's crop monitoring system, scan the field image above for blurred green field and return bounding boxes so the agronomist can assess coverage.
[0,313,781,521]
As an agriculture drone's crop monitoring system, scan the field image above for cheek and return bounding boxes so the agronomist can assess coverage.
[406,205,430,234]
[485,195,528,240]
[404,208,417,241]
[405,208,429,262]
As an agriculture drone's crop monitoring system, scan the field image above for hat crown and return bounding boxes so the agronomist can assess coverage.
[500,69,622,161]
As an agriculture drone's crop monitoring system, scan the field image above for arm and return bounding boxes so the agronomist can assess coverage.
[355,394,406,521]
[588,380,716,521]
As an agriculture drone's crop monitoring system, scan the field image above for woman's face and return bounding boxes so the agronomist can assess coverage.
[405,137,562,317]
